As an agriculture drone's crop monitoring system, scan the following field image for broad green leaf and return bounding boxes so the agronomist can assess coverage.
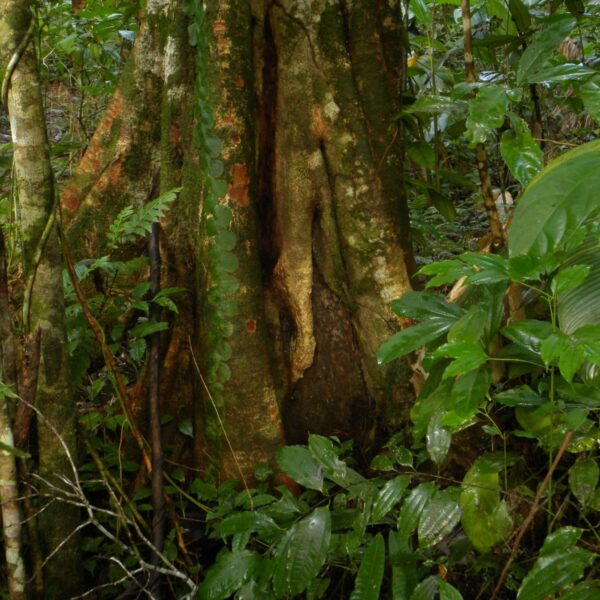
[272,507,331,598]
[524,62,595,85]
[430,190,457,222]
[418,492,462,548]
[508,140,600,258]
[560,581,600,599]
[439,581,464,600]
[494,385,543,407]
[568,458,599,506]
[308,435,364,488]
[540,331,569,366]
[407,142,435,169]
[581,76,600,123]
[552,264,591,295]
[559,343,586,382]
[350,534,385,600]
[502,320,553,356]
[390,291,465,322]
[276,446,323,491]
[517,532,594,600]
[447,305,489,344]
[449,368,491,418]
[508,0,530,33]
[419,259,471,288]
[460,459,512,552]
[410,576,438,600]
[500,115,543,186]
[198,550,259,600]
[435,342,487,379]
[466,85,509,145]
[377,321,454,364]
[540,527,582,556]
[516,15,576,85]
[219,512,278,538]
[426,415,451,465]
[397,482,436,543]
[558,244,600,335]
[402,95,461,115]
[371,476,411,522]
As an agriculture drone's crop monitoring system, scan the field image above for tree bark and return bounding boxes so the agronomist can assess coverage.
[0,1,82,596]
[60,0,415,483]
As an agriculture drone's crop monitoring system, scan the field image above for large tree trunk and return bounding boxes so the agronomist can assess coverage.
[62,0,415,482]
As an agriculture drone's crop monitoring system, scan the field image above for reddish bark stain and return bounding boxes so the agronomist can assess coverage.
[246,319,257,334]
[213,22,226,37]
[311,107,329,141]
[235,77,245,89]
[228,164,250,207]
[170,124,182,148]
[61,186,81,213]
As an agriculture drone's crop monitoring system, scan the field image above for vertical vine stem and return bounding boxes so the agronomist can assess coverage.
[461,0,505,250]
[490,430,573,600]
[148,217,165,596]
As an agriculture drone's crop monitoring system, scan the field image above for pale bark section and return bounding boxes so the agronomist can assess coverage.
[0,1,82,594]
[267,0,413,438]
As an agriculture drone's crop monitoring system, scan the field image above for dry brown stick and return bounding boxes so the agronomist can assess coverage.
[461,0,505,250]
[490,430,573,600]
[57,221,151,472]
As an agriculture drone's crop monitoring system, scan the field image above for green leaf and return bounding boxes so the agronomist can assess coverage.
[524,63,595,85]
[410,576,439,600]
[418,491,462,548]
[568,458,599,506]
[419,259,471,288]
[407,142,435,169]
[429,190,456,222]
[197,550,259,600]
[508,140,600,258]
[178,418,193,438]
[371,476,411,522]
[460,459,512,552]
[377,321,453,364]
[272,507,331,598]
[517,531,594,600]
[426,415,451,465]
[500,115,543,186]
[559,343,586,382]
[276,446,323,491]
[129,320,169,339]
[350,534,385,600]
[560,581,600,599]
[494,385,543,407]
[508,0,530,33]
[581,76,600,123]
[466,85,509,145]
[402,95,463,116]
[558,244,600,335]
[501,320,553,356]
[219,512,278,538]
[410,0,431,25]
[540,331,569,366]
[435,342,487,379]
[516,15,576,85]
[390,291,465,322]
[308,435,364,488]
[554,263,592,295]
[439,580,464,600]
[397,482,436,544]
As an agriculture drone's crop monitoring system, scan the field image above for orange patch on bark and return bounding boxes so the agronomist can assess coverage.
[213,22,226,37]
[311,107,329,141]
[170,125,182,148]
[246,319,257,334]
[228,164,250,207]
[235,77,245,89]
[61,186,82,213]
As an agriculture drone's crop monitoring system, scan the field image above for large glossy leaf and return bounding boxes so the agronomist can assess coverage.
[508,140,600,258]
[198,550,259,600]
[439,581,464,600]
[560,581,600,599]
[418,491,462,548]
[500,115,543,186]
[308,435,364,488]
[568,458,599,506]
[276,446,323,491]
[517,527,594,600]
[397,482,436,543]
[558,244,600,335]
[466,85,509,145]
[391,291,465,322]
[350,534,385,600]
[410,576,439,600]
[371,476,411,522]
[426,415,451,465]
[272,507,331,598]
[523,63,595,85]
[516,15,575,84]
[581,75,600,123]
[460,459,512,552]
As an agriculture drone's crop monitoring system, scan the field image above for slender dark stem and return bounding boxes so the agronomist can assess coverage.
[148,219,165,596]
[490,430,573,600]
